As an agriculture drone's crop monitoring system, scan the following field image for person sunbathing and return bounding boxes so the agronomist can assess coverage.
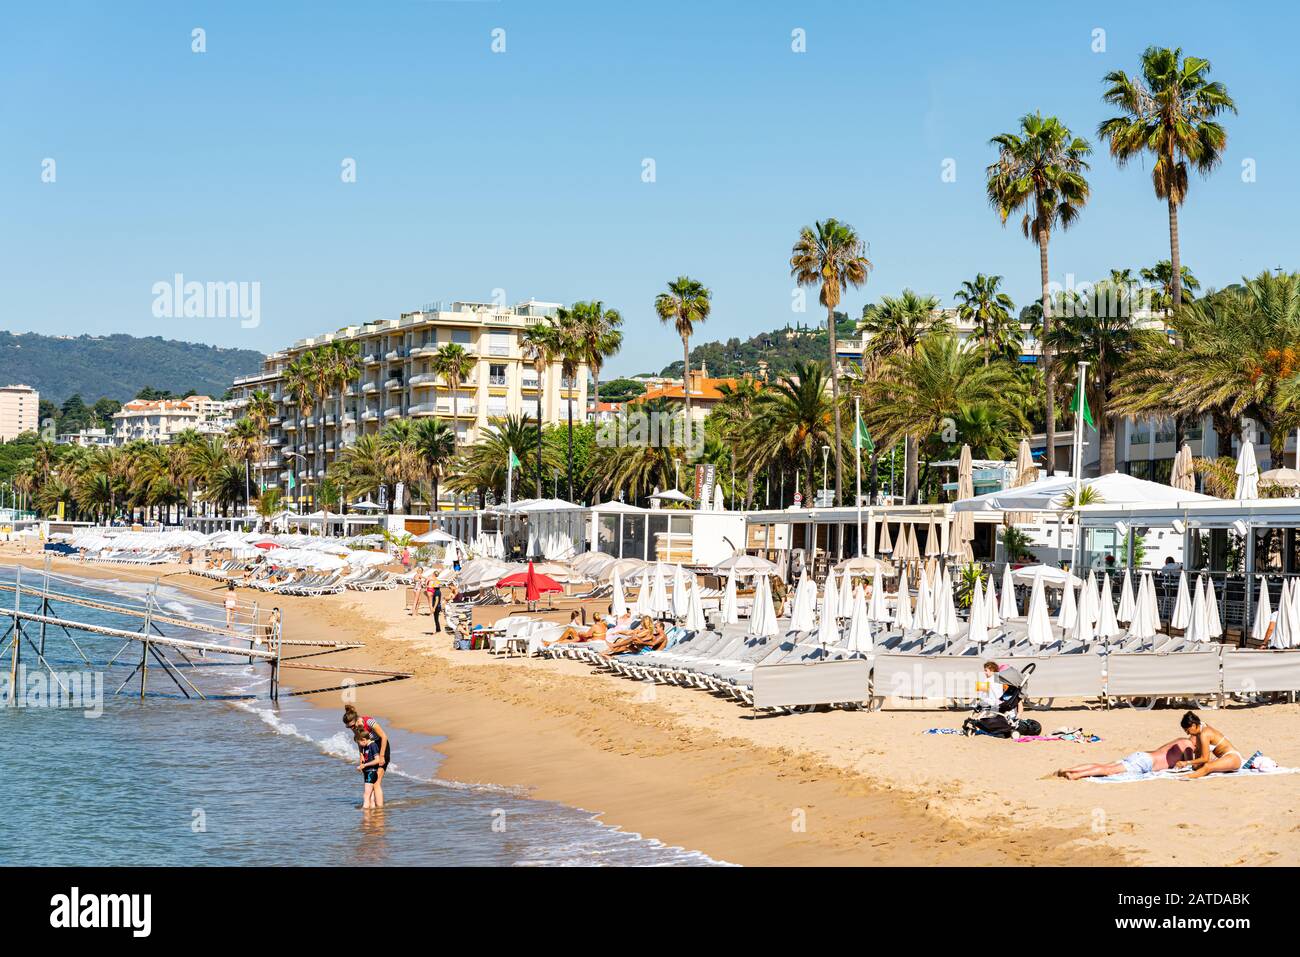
[1175,711,1244,778]
[1056,737,1194,780]
[602,615,666,656]
[545,611,609,646]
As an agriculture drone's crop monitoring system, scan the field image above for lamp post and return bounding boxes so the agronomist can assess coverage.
[821,445,830,497]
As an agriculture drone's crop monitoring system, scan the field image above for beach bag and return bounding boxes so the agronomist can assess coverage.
[963,714,1014,738]
[1015,718,1042,737]
[454,637,472,651]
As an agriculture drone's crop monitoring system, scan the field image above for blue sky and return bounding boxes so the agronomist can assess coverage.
[2,1,1296,377]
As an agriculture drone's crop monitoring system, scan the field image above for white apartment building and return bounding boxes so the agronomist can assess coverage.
[0,384,39,441]
[111,396,234,444]
[229,299,589,494]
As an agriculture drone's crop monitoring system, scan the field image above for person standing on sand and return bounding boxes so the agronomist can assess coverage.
[428,574,443,632]
[343,705,391,803]
[224,582,238,629]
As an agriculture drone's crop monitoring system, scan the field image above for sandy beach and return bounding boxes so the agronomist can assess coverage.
[7,547,1299,867]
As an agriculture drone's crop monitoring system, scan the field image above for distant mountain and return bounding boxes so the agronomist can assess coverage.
[0,331,265,403]
[656,313,857,379]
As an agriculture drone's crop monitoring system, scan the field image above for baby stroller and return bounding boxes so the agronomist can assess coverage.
[962,663,1040,738]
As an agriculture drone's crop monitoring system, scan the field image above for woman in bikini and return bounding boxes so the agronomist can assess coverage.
[1175,711,1244,778]
[602,615,666,656]
[343,705,392,804]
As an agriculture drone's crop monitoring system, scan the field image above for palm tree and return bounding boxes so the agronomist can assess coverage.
[550,306,584,500]
[431,342,476,460]
[571,300,624,407]
[712,377,763,506]
[1098,46,1235,311]
[987,111,1092,473]
[332,434,390,505]
[245,388,276,494]
[1043,284,1154,474]
[858,289,948,499]
[283,353,315,510]
[1141,260,1201,315]
[587,399,688,504]
[654,276,712,422]
[954,274,1019,364]
[327,339,362,466]
[789,219,873,504]
[226,417,261,510]
[448,414,561,502]
[867,334,1028,500]
[411,417,456,511]
[379,419,425,513]
[1115,271,1300,463]
[521,321,558,494]
[742,360,839,505]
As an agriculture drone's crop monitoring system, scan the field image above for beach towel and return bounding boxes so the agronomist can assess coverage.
[1087,766,1300,783]
[1014,734,1103,744]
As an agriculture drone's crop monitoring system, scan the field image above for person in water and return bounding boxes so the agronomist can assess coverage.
[343,705,391,803]
[1175,711,1244,778]
[355,730,383,808]
[1057,737,1194,780]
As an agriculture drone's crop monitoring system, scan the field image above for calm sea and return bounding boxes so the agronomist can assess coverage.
[0,565,721,866]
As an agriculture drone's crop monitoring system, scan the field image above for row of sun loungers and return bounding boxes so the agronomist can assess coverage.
[85,550,177,566]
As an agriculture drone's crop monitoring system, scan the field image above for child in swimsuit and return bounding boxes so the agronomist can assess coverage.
[356,731,382,808]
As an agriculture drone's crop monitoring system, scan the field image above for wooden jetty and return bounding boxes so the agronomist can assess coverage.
[2,560,411,703]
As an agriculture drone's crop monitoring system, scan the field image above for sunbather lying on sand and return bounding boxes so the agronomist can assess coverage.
[1057,736,1194,780]
[602,615,667,656]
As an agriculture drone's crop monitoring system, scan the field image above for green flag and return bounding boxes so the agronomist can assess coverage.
[508,448,520,469]
[1071,378,1094,429]
[287,471,296,490]
[855,416,874,453]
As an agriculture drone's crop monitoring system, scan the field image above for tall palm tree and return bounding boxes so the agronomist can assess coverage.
[713,377,763,507]
[789,219,873,504]
[521,321,558,494]
[551,306,585,500]
[448,414,561,502]
[987,112,1092,471]
[1098,47,1235,312]
[226,417,261,510]
[332,433,391,505]
[431,341,477,459]
[244,388,276,494]
[378,419,425,513]
[587,399,688,504]
[858,290,948,499]
[571,300,624,407]
[654,276,712,423]
[283,353,315,510]
[953,274,1019,364]
[328,339,362,467]
[743,360,840,505]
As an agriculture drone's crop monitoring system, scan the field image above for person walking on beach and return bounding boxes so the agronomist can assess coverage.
[428,575,444,632]
[355,728,384,808]
[224,582,239,630]
[409,566,427,616]
[343,705,391,804]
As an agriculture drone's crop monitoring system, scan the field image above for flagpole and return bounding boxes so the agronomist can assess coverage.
[1073,361,1089,572]
[506,446,514,510]
[855,396,863,557]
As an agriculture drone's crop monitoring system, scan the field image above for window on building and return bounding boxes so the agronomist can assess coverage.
[489,364,507,386]
[450,329,472,345]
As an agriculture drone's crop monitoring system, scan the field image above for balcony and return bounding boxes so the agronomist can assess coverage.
[385,349,407,362]
[384,408,402,419]
[384,378,403,391]
[409,373,439,388]
[342,414,356,426]
[411,345,438,359]
[362,383,379,394]
[269,416,282,426]
[364,353,382,365]
[409,403,438,416]
[283,421,297,431]
[521,378,539,391]
[362,411,379,422]
[267,437,284,447]
[488,374,508,387]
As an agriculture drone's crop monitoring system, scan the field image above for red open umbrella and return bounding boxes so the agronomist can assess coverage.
[253,541,280,550]
[496,561,563,603]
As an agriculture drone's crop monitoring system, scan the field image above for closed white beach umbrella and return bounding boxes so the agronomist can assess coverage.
[1235,440,1260,501]
[967,578,989,646]
[752,575,780,638]
[1000,563,1018,619]
[633,575,651,617]
[1274,580,1293,649]
[684,576,706,632]
[1185,575,1208,644]
[936,571,959,638]
[1143,571,1161,636]
[1097,572,1121,640]
[790,569,817,632]
[837,567,854,617]
[610,567,628,618]
[1205,575,1223,640]
[1253,576,1273,646]
[1129,572,1157,641]
[1025,573,1053,647]
[868,569,890,623]
[915,569,935,632]
[847,584,870,652]
[1170,571,1191,630]
[985,575,1003,630]
[877,520,893,555]
[1056,578,1077,632]
[672,563,689,618]
[721,567,739,624]
[1116,568,1136,623]
[894,566,913,631]
[1288,580,1300,649]
[816,569,841,645]
[1073,573,1098,640]
[651,562,670,616]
